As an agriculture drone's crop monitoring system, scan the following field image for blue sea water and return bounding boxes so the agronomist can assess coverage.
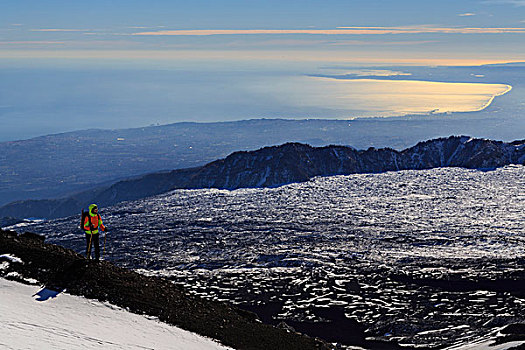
[0,61,524,142]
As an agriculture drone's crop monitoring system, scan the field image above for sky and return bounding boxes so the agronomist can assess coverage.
[1,0,525,66]
[0,0,524,141]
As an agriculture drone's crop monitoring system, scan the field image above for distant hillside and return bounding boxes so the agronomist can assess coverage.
[0,136,524,220]
[3,118,520,207]
[0,119,413,206]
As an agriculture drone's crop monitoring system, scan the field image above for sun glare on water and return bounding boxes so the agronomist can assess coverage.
[271,77,512,117]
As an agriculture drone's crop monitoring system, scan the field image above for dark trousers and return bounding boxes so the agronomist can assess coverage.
[85,233,100,260]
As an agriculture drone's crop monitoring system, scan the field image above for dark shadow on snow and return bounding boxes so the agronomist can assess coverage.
[33,287,62,301]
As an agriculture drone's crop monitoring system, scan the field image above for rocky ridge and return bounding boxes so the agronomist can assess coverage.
[0,135,524,220]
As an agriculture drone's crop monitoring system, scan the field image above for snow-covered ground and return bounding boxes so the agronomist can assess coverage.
[0,278,231,350]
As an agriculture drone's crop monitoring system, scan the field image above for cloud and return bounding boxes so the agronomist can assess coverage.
[483,0,525,5]
[191,38,435,48]
[222,39,329,47]
[328,40,437,46]
[30,29,88,32]
[0,41,65,46]
[132,26,525,36]
[1,49,524,67]
[458,13,476,16]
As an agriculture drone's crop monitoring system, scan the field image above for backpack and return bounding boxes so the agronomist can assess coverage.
[80,209,99,231]
[80,209,89,230]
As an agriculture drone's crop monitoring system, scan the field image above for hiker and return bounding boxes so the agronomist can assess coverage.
[83,204,107,260]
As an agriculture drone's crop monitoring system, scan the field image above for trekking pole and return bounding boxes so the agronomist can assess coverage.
[87,232,93,259]
[103,230,107,259]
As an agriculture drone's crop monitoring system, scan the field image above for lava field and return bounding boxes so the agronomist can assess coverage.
[18,165,525,348]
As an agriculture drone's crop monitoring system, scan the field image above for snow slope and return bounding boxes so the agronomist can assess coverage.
[0,278,232,350]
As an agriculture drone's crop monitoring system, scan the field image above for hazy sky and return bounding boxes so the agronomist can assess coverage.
[1,1,524,142]
[1,0,525,65]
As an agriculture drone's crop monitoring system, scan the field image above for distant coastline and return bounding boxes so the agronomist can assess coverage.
[473,83,512,112]
[307,76,513,116]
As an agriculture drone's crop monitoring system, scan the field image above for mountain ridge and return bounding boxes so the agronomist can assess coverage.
[0,118,450,207]
[4,117,523,207]
[1,135,523,220]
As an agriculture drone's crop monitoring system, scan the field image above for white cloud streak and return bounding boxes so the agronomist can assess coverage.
[30,29,89,32]
[0,41,65,45]
[1,49,523,67]
[132,26,525,36]
[483,0,525,6]
[328,40,437,46]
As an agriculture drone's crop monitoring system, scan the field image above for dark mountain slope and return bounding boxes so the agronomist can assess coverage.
[1,118,472,207]
[0,229,332,350]
[178,136,524,189]
[0,136,523,220]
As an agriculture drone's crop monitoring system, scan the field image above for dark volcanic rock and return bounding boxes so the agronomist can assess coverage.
[502,324,525,335]
[0,216,25,227]
[19,231,46,242]
[1,136,524,220]
[493,324,525,346]
[0,229,332,350]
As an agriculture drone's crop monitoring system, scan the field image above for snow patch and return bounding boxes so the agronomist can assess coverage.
[6,271,22,279]
[5,219,45,230]
[0,254,24,264]
[0,278,232,350]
